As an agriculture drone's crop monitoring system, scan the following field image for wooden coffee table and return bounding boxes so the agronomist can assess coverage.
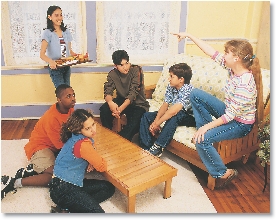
[94,123,178,213]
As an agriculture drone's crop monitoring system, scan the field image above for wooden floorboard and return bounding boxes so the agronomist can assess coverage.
[1,118,270,213]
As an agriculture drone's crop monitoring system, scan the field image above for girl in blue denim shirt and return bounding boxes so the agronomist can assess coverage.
[40,5,77,88]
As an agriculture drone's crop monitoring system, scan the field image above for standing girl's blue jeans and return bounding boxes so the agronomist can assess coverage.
[190,88,253,178]
[49,177,115,213]
[48,66,71,88]
[139,109,195,150]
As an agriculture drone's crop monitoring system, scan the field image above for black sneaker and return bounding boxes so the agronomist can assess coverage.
[148,144,163,157]
[15,164,38,179]
[1,175,10,185]
[1,176,16,200]
[50,206,70,213]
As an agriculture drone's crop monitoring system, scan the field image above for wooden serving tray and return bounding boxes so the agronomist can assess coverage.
[44,60,93,68]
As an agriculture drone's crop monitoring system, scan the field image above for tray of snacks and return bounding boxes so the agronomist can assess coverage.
[45,53,92,68]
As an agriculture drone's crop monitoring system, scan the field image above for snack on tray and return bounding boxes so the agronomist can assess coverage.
[55,53,89,66]
[77,53,89,62]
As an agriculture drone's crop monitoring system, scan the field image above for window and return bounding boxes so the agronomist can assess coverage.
[96,1,181,65]
[1,1,182,67]
[1,1,86,66]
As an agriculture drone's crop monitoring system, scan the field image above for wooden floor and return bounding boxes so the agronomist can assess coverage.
[1,119,270,213]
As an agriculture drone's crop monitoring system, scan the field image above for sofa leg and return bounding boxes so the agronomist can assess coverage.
[207,175,215,190]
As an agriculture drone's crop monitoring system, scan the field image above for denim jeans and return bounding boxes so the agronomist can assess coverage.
[48,66,71,88]
[190,89,253,178]
[49,177,115,213]
[139,110,196,150]
[100,97,146,141]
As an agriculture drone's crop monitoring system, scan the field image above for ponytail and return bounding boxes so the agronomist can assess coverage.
[250,57,264,124]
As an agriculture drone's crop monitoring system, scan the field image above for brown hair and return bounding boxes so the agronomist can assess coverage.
[225,40,263,123]
[169,63,192,84]
[60,109,94,143]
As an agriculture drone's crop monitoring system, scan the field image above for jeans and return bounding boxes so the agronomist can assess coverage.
[100,97,146,141]
[190,89,253,178]
[139,110,196,150]
[48,66,71,88]
[49,177,115,213]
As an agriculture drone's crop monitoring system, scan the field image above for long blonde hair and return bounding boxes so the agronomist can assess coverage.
[225,40,263,124]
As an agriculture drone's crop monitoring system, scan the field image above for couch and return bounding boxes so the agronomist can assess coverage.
[114,54,270,190]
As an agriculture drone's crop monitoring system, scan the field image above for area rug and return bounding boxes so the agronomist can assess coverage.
[1,139,216,213]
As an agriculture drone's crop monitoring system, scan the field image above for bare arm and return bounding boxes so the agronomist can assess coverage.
[154,103,183,126]
[104,94,120,118]
[118,99,131,113]
[68,42,77,56]
[149,102,169,135]
[153,102,169,124]
[172,32,216,57]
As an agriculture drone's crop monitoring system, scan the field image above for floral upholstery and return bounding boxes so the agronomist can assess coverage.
[148,54,270,150]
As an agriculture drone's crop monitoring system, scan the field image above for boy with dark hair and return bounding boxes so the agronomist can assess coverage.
[1,84,76,199]
[100,50,150,141]
[139,63,196,157]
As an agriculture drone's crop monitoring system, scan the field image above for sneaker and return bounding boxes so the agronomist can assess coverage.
[50,206,70,213]
[148,144,163,157]
[15,164,37,179]
[1,175,10,185]
[1,176,16,200]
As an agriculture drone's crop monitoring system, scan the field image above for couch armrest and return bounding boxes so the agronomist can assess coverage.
[145,84,156,99]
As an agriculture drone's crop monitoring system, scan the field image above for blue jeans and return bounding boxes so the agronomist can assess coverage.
[190,89,253,178]
[139,110,195,150]
[49,177,115,213]
[48,66,71,88]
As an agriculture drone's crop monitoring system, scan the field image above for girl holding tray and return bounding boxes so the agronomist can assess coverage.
[40,5,77,88]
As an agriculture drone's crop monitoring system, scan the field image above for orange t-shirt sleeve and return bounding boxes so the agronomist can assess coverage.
[79,139,107,172]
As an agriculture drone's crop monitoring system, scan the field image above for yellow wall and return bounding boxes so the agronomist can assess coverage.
[1,71,161,105]
[1,1,269,106]
[256,1,270,69]
[185,1,264,57]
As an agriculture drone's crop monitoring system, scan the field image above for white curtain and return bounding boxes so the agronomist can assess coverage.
[96,1,181,65]
[1,1,86,66]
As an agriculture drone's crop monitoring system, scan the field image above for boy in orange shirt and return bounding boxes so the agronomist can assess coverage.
[1,84,76,200]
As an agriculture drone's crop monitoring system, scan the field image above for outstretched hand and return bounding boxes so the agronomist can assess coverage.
[171,32,188,42]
